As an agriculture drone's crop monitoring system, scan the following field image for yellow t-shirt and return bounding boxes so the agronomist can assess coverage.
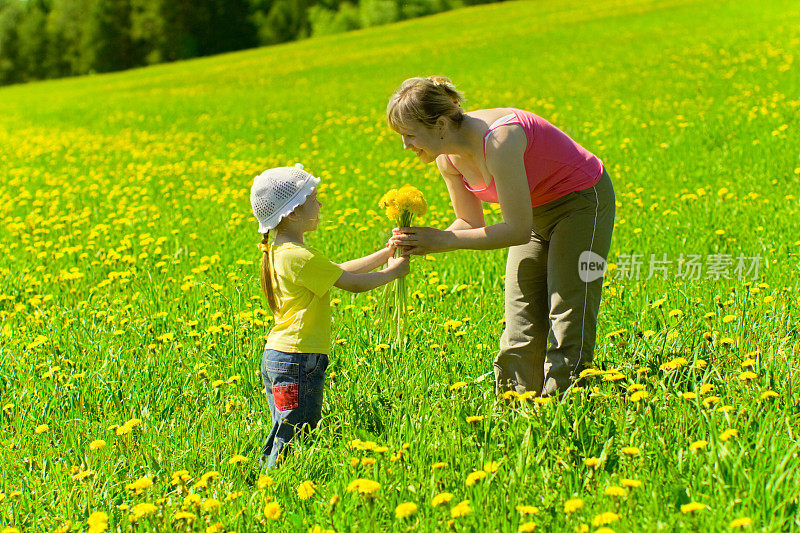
[265,242,343,355]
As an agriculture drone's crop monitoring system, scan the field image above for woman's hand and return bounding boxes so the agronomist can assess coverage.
[389,226,449,256]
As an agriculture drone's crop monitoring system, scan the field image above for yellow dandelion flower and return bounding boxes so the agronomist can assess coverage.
[579,368,603,378]
[89,440,106,451]
[171,471,191,485]
[450,500,472,518]
[465,415,484,423]
[35,424,49,434]
[346,478,380,495]
[297,481,316,500]
[690,440,708,451]
[483,462,499,473]
[466,470,487,486]
[681,501,707,513]
[703,396,720,407]
[395,502,418,519]
[660,356,688,370]
[201,498,220,512]
[174,511,196,521]
[449,381,468,391]
[182,494,201,509]
[126,476,153,494]
[630,391,649,402]
[729,517,753,528]
[564,498,584,513]
[583,457,600,467]
[71,469,96,482]
[699,383,714,395]
[87,512,108,533]
[116,418,141,436]
[228,454,249,465]
[720,429,738,441]
[723,315,736,323]
[739,371,757,381]
[760,390,778,400]
[200,471,219,482]
[516,505,539,514]
[593,512,620,526]
[682,392,697,400]
[129,502,158,522]
[432,493,453,507]
[620,479,642,488]
[264,501,281,520]
[604,486,626,497]
[621,447,639,456]
[518,522,537,532]
[257,475,274,488]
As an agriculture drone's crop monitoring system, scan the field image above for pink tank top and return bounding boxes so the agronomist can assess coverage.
[446,108,603,207]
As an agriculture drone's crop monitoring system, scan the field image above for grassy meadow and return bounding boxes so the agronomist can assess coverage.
[2,0,800,530]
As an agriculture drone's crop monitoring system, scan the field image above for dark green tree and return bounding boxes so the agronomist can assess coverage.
[16,1,50,80]
[83,0,141,72]
[0,0,23,84]
[46,0,93,76]
[259,0,309,45]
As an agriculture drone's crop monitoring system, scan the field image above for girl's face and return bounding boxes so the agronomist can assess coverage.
[397,121,443,164]
[293,190,322,231]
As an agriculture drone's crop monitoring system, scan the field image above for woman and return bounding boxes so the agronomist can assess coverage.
[387,76,615,397]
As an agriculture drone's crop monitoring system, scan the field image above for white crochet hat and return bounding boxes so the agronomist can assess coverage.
[250,164,320,232]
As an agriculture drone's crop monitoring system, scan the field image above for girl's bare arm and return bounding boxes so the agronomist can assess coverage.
[337,246,394,274]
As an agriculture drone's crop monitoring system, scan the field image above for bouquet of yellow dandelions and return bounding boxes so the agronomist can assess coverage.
[378,185,427,344]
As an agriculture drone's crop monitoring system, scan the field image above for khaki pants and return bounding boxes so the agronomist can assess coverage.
[495,169,615,397]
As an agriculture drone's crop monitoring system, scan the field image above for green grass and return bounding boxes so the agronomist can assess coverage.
[1,0,800,530]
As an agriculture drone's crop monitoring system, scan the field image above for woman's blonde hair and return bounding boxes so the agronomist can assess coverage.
[387,76,465,132]
[259,232,279,314]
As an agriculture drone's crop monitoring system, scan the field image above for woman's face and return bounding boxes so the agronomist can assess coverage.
[397,121,442,164]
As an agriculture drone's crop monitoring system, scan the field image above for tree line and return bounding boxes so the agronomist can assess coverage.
[0,0,497,86]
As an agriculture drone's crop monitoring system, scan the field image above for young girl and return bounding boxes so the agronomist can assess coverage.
[250,164,409,469]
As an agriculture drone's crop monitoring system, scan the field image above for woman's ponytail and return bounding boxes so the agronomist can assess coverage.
[427,75,464,107]
[387,75,466,131]
[259,232,279,314]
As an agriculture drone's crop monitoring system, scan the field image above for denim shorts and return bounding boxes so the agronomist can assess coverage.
[260,349,328,469]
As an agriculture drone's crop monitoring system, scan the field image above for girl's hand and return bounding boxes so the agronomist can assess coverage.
[387,255,410,277]
[390,226,448,256]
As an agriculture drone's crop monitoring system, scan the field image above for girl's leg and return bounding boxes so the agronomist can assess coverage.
[494,231,550,396]
[260,351,329,469]
[541,171,615,396]
[260,350,303,469]
[300,353,328,432]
